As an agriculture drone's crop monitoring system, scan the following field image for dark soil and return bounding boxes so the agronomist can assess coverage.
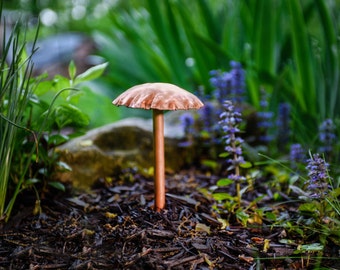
[1,169,339,269]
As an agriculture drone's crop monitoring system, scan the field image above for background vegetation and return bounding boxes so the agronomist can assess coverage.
[3,1,339,144]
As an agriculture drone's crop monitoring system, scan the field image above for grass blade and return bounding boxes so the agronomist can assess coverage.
[287,0,316,114]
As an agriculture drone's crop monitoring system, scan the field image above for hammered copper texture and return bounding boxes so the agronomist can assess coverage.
[112,83,204,110]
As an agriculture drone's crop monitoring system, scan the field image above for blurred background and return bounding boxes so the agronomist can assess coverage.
[2,0,340,146]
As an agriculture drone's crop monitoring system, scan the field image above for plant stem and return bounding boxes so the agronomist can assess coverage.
[153,109,165,211]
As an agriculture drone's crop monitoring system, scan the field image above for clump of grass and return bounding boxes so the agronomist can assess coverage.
[0,10,38,220]
[0,7,108,221]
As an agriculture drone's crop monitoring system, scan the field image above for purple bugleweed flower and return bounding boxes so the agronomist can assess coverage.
[219,100,246,182]
[257,89,274,143]
[178,112,195,147]
[199,101,216,133]
[276,102,290,149]
[318,118,336,155]
[290,143,305,168]
[194,87,219,135]
[180,113,194,135]
[305,153,331,199]
[210,70,232,104]
[210,61,246,106]
[229,61,245,104]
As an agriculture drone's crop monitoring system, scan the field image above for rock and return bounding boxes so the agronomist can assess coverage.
[55,113,197,189]
[30,32,98,78]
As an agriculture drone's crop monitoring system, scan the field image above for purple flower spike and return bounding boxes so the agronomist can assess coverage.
[209,61,246,108]
[305,153,331,199]
[179,112,195,147]
[257,89,274,143]
[290,143,305,168]
[229,61,245,104]
[277,102,291,149]
[180,112,194,135]
[318,118,337,156]
[219,100,245,180]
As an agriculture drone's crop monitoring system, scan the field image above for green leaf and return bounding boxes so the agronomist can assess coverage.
[54,104,90,128]
[201,159,218,170]
[219,152,230,158]
[47,134,69,145]
[240,161,252,169]
[75,85,121,128]
[298,202,319,213]
[213,192,233,201]
[295,243,324,253]
[68,61,77,81]
[265,212,277,221]
[74,62,108,85]
[34,80,54,96]
[48,181,66,192]
[287,0,316,113]
[253,0,276,76]
[236,209,249,226]
[25,178,40,185]
[56,161,72,172]
[217,178,233,187]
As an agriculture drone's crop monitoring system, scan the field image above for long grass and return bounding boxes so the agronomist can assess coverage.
[0,12,37,218]
[3,1,338,145]
[3,0,339,171]
[88,0,339,147]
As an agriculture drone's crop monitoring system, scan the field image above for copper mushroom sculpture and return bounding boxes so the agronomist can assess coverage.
[112,83,204,211]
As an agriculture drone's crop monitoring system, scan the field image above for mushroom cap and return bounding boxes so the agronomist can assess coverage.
[112,83,204,111]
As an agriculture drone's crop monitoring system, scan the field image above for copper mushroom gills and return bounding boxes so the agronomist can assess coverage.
[112,83,204,211]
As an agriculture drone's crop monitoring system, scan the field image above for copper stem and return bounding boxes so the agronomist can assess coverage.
[153,109,165,211]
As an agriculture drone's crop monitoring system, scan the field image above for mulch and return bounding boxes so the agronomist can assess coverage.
[0,169,339,269]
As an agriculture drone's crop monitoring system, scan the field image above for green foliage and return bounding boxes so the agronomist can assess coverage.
[91,0,339,145]
[0,8,108,220]
[0,11,37,218]
[4,1,339,144]
[6,60,107,221]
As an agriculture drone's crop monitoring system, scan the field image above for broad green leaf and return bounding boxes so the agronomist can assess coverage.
[34,80,54,96]
[52,75,72,98]
[217,178,233,187]
[54,104,90,128]
[295,243,324,253]
[25,178,40,185]
[74,62,108,86]
[219,152,230,158]
[240,161,252,169]
[201,159,218,170]
[213,192,233,201]
[265,212,277,221]
[298,202,319,213]
[48,181,66,192]
[75,85,121,128]
[47,134,69,145]
[56,161,72,172]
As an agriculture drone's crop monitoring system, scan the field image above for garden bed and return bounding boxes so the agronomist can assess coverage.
[1,170,338,269]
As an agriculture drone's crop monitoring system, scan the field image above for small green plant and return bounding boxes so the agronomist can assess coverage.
[218,100,251,204]
[2,59,108,222]
[0,10,38,220]
[0,8,108,221]
[298,154,339,242]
